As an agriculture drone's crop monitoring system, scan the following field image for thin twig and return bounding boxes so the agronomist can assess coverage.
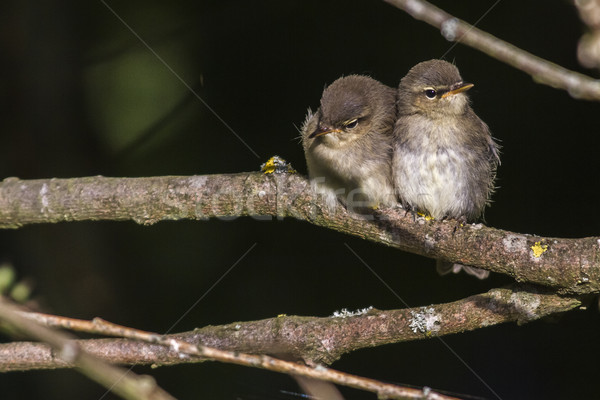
[0,297,175,400]
[384,0,600,100]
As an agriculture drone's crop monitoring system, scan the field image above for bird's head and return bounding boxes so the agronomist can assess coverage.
[398,59,473,117]
[308,75,395,146]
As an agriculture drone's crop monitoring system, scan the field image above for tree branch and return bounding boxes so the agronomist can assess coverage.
[0,297,175,400]
[0,284,581,372]
[6,311,465,400]
[383,0,600,101]
[1,173,598,294]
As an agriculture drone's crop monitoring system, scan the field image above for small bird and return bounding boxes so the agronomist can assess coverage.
[393,60,500,279]
[301,75,397,210]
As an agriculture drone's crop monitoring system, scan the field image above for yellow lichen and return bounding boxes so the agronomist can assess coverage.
[531,241,548,258]
[261,156,296,174]
[417,211,434,221]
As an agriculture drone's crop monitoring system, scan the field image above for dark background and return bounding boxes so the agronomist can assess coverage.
[1,1,599,399]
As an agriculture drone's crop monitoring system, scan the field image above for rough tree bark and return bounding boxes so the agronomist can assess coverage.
[1,173,598,295]
[0,284,581,371]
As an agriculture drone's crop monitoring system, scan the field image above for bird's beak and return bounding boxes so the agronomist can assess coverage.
[441,82,474,98]
[308,127,342,139]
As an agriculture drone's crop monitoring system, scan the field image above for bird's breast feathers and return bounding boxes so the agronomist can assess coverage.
[394,116,487,219]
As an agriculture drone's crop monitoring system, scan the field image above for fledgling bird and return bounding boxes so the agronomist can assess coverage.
[393,59,500,279]
[301,75,397,210]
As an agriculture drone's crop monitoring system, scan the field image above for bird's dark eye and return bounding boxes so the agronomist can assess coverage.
[424,89,437,99]
[344,119,359,129]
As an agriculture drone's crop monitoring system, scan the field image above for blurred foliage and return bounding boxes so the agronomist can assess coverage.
[0,0,599,399]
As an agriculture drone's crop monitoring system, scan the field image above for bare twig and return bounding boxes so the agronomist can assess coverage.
[384,0,600,100]
[0,174,598,294]
[0,285,580,373]
[0,297,175,400]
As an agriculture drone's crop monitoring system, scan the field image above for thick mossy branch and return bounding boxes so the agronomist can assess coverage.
[0,173,599,294]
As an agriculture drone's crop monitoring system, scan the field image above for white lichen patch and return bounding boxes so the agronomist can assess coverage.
[409,307,440,334]
[331,306,373,318]
[424,234,436,252]
[510,292,541,320]
[502,234,528,253]
[187,175,208,189]
[441,18,459,41]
